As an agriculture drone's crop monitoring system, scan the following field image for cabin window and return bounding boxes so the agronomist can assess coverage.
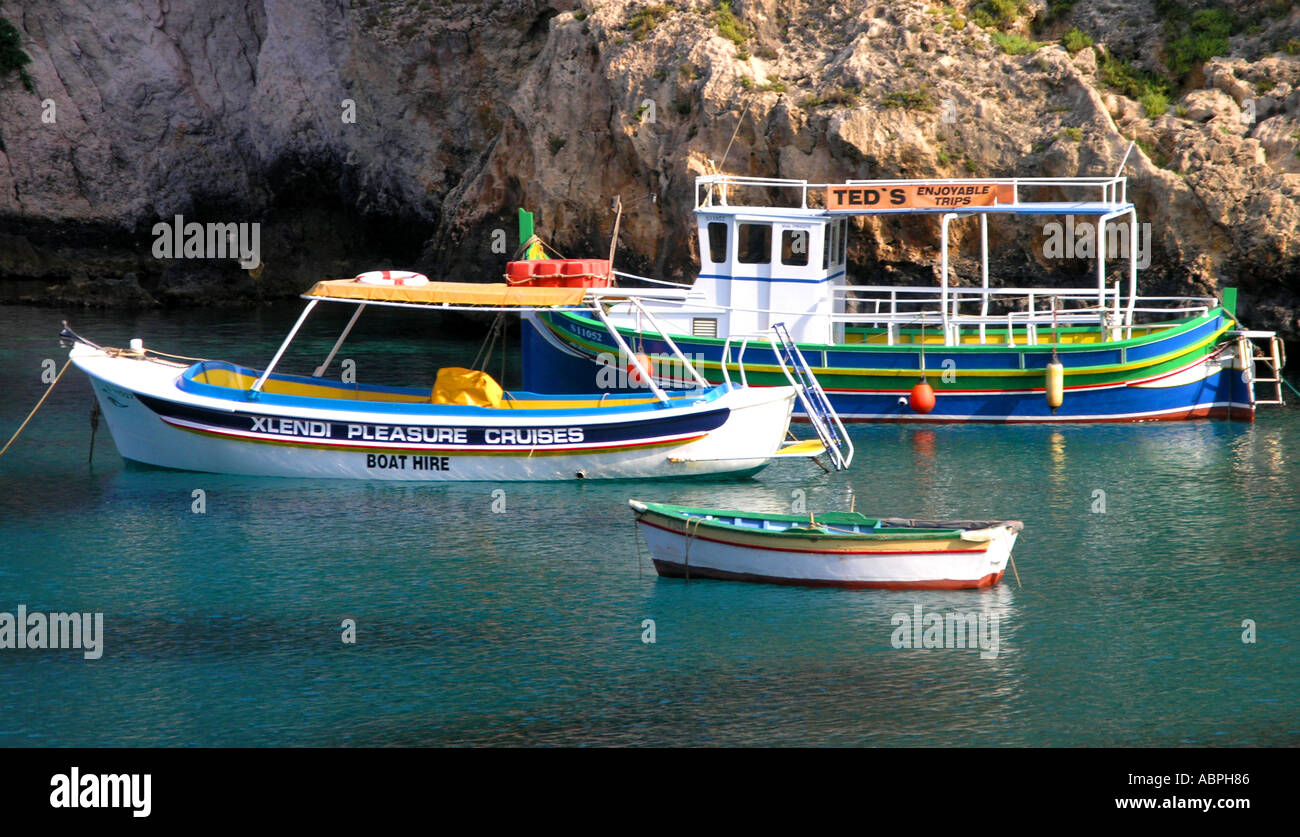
[781,229,809,266]
[837,219,847,265]
[707,222,728,263]
[822,224,831,270]
[737,223,772,264]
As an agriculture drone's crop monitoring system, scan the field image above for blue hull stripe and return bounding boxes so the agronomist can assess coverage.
[135,394,731,449]
[537,310,1222,373]
[523,315,1251,422]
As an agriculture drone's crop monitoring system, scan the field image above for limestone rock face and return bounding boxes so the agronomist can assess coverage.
[1181,89,1241,122]
[1,0,1299,340]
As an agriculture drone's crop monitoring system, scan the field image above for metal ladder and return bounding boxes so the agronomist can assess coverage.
[1236,331,1286,406]
[769,323,854,470]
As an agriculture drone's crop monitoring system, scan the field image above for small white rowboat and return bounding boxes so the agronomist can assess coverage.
[630,500,1023,589]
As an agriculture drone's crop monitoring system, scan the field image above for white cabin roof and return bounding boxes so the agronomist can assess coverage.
[695,173,1136,218]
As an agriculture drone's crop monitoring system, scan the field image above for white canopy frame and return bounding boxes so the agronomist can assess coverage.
[249,289,716,404]
[694,171,1144,346]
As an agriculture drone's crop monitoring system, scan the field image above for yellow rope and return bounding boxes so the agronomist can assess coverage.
[89,344,203,365]
[718,96,752,172]
[140,348,210,363]
[0,358,73,458]
[515,233,566,261]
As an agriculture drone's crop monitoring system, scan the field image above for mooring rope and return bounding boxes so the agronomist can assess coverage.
[137,347,210,363]
[718,96,752,173]
[512,234,566,262]
[631,516,645,582]
[682,516,706,583]
[87,399,101,463]
[0,358,73,459]
[472,311,506,371]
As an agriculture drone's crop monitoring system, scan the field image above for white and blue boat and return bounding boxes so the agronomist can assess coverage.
[66,274,848,481]
[521,170,1287,423]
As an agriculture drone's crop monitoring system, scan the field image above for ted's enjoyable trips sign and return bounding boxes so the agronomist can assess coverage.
[826,182,1015,210]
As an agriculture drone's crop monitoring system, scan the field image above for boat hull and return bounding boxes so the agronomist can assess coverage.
[524,309,1258,423]
[634,512,1018,590]
[71,345,798,481]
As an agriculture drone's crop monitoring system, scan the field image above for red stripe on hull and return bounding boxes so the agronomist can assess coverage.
[652,560,1006,590]
[162,418,710,452]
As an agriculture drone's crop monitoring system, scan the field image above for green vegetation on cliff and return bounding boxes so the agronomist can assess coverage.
[0,17,34,93]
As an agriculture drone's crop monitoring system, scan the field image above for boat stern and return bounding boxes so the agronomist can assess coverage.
[663,384,798,472]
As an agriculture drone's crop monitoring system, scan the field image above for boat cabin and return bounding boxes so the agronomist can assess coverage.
[672,171,1149,348]
[692,206,851,346]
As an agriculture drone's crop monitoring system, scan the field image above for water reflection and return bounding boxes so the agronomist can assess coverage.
[1047,429,1067,489]
[3,303,1299,746]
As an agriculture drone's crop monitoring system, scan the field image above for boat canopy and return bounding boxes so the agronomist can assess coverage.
[304,279,587,307]
[272,278,712,405]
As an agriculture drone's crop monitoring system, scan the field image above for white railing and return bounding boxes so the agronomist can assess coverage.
[612,269,693,289]
[599,284,1217,346]
[835,284,1212,344]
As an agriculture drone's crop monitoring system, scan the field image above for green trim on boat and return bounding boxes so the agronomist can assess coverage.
[545,312,1233,391]
[552,307,1222,356]
[631,501,965,540]
[518,208,535,246]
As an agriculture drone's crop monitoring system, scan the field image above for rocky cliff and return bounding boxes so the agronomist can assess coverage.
[1,0,1299,340]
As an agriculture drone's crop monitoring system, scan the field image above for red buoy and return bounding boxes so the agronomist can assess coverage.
[627,353,653,386]
[909,379,936,414]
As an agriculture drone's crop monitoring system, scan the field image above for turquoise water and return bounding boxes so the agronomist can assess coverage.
[1,304,1297,746]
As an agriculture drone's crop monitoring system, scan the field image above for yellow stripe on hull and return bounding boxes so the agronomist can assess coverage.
[548,317,1232,380]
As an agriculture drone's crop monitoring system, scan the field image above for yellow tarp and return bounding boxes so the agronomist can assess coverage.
[305,280,587,307]
[432,367,505,408]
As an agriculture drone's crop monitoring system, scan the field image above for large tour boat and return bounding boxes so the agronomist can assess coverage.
[520,171,1286,423]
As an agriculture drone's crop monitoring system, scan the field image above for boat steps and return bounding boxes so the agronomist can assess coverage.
[771,322,853,470]
[1235,330,1286,406]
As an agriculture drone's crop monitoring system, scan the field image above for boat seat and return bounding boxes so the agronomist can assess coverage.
[431,367,504,408]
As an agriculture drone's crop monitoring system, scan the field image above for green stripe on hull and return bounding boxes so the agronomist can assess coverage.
[635,502,964,539]
[543,310,1231,393]
[552,307,1219,356]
